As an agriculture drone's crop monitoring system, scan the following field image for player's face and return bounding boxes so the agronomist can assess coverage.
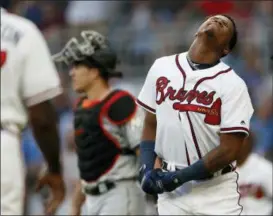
[197,15,234,55]
[69,64,99,93]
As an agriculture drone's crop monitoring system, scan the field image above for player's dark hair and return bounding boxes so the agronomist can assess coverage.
[222,14,237,51]
[73,58,122,82]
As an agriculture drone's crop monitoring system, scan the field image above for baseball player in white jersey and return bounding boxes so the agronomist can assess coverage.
[238,153,272,215]
[137,14,254,215]
[236,137,273,215]
[1,7,65,215]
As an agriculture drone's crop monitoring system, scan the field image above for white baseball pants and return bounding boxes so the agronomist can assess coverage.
[157,172,243,215]
[1,130,25,215]
[85,180,146,215]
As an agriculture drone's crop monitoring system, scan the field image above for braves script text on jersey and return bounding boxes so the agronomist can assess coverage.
[137,52,254,215]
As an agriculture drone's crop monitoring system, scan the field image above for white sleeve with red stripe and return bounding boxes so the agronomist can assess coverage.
[136,59,159,114]
[220,79,254,136]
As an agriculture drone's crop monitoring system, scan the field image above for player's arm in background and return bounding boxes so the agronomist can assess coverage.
[21,23,63,176]
[19,22,65,214]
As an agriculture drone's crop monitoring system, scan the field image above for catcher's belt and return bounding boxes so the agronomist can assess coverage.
[83,177,137,196]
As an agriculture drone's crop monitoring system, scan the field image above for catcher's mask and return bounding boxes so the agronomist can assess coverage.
[52,30,122,79]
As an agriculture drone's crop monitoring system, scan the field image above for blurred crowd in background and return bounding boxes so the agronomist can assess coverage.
[3,0,272,214]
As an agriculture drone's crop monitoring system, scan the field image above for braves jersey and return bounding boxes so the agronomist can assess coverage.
[238,153,272,215]
[137,52,254,168]
[1,8,62,130]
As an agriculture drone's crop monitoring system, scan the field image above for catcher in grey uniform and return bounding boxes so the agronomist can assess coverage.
[53,31,145,215]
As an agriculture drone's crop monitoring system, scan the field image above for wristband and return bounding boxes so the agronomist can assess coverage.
[139,140,156,171]
[176,159,212,183]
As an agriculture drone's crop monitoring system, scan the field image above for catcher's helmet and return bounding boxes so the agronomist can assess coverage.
[52,30,122,79]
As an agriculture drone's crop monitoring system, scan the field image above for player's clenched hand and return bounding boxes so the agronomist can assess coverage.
[36,172,65,215]
[148,169,183,193]
[139,165,162,194]
[140,170,163,194]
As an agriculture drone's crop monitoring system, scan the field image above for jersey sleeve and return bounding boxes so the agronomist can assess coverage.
[220,80,254,136]
[136,60,158,114]
[20,24,62,107]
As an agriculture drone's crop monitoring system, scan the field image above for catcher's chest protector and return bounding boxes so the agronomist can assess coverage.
[74,90,135,182]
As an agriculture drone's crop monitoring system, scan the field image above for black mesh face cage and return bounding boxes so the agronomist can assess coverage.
[52,30,108,65]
